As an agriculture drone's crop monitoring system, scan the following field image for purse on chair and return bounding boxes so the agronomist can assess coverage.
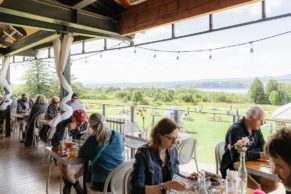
[86,143,109,183]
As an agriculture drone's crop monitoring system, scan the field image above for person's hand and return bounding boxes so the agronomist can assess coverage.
[164,181,196,191]
[188,172,199,180]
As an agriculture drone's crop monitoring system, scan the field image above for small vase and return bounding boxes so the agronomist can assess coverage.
[238,152,247,194]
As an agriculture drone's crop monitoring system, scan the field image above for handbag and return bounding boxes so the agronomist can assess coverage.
[86,142,109,183]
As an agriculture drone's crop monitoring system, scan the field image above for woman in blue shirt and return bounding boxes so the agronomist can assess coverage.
[131,118,197,194]
[78,112,124,191]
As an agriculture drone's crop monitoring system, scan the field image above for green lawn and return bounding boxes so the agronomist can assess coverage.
[82,99,278,164]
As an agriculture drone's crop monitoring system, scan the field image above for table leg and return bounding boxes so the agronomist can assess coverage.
[83,161,88,194]
[46,156,53,193]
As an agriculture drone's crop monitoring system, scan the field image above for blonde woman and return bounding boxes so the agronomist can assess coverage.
[75,113,124,192]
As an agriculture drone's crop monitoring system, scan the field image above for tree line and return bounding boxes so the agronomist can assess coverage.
[248,77,291,105]
[10,61,291,106]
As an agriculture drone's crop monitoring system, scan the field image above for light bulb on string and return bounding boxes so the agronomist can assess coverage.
[250,42,254,53]
[154,50,156,58]
[209,49,212,60]
[176,52,180,60]
[134,47,137,54]
[85,58,88,63]
[100,52,103,58]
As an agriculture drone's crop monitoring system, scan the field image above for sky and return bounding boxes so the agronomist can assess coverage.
[9,0,291,85]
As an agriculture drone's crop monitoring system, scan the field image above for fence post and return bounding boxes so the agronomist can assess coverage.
[102,104,106,117]
[174,110,179,124]
[130,106,135,123]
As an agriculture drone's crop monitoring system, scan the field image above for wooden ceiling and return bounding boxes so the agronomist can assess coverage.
[0,0,260,56]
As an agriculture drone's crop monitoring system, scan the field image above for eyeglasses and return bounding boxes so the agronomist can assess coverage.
[53,101,60,104]
[163,135,179,143]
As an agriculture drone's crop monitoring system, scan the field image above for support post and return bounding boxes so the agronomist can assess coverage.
[5,65,11,137]
[60,54,71,98]
[102,104,106,117]
[130,106,135,123]
[174,110,179,124]
[171,24,175,38]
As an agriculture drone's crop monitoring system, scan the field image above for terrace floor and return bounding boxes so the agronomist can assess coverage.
[0,133,60,194]
[0,131,286,194]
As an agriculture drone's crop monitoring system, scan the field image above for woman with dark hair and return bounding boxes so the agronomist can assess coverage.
[131,118,197,194]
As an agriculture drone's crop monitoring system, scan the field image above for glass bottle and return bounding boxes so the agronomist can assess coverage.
[238,152,247,194]
[198,171,209,194]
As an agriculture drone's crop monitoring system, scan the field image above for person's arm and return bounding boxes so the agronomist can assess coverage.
[78,137,95,159]
[246,129,265,160]
[228,128,242,162]
[131,151,147,194]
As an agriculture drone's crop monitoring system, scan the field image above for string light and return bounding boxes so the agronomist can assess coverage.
[9,29,291,66]
[85,58,88,63]
[250,42,254,53]
[154,50,156,58]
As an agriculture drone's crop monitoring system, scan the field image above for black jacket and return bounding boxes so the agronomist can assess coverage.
[220,117,265,178]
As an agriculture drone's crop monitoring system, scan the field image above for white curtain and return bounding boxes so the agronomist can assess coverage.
[0,56,12,110]
[53,33,74,126]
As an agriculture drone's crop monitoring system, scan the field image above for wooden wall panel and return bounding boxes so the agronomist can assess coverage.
[119,0,261,35]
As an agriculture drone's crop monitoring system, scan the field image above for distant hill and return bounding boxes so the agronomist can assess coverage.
[84,74,291,89]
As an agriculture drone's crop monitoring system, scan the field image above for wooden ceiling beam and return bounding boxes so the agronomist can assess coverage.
[72,0,98,9]
[119,0,261,35]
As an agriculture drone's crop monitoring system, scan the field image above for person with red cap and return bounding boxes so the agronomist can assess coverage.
[51,109,89,194]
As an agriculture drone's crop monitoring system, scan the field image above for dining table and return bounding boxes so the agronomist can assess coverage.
[234,159,280,182]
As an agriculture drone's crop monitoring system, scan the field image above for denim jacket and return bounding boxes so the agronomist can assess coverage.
[130,144,180,194]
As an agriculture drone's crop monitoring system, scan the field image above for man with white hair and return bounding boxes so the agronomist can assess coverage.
[220,106,278,193]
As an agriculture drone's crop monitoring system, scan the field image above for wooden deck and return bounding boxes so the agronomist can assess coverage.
[0,134,61,194]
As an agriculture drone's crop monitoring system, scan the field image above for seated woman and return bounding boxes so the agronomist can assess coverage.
[40,96,61,142]
[131,118,197,194]
[24,94,47,147]
[51,109,89,194]
[60,112,124,194]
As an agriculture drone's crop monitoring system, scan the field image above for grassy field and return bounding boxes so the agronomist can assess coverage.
[81,99,279,164]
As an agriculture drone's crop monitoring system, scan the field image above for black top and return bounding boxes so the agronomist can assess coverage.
[220,117,265,178]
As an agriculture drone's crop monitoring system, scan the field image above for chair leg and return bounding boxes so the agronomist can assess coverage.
[46,156,53,193]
